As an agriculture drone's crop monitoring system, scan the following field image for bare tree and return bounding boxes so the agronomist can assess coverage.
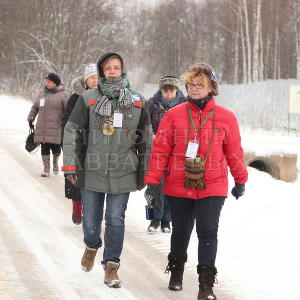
[1,0,300,97]
[252,0,262,82]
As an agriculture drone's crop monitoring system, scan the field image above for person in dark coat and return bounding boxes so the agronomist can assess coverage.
[144,63,248,299]
[146,76,186,233]
[61,64,98,225]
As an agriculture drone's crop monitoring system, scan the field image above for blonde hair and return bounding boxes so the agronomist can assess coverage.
[181,71,212,90]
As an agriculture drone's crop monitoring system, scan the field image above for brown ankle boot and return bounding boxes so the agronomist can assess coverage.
[104,261,121,288]
[197,264,217,300]
[81,246,97,272]
[165,254,187,291]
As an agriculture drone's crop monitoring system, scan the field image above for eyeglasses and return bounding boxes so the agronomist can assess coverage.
[186,83,204,89]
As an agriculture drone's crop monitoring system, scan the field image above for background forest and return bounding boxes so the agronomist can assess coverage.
[1,0,300,98]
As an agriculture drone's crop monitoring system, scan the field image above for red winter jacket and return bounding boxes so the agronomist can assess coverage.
[144,98,248,199]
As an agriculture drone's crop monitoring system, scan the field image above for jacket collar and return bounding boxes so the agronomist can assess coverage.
[188,98,215,113]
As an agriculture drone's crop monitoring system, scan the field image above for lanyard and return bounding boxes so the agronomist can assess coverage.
[100,83,128,103]
[186,104,216,163]
[158,102,167,112]
[101,83,118,102]
[187,104,214,141]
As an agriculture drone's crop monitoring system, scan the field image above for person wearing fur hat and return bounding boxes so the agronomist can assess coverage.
[62,52,152,288]
[146,76,186,233]
[27,72,69,177]
[61,64,98,225]
[144,63,248,299]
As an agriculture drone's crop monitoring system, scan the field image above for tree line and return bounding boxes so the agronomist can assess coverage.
[1,0,299,98]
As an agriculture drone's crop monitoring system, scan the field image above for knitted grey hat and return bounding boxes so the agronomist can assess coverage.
[159,75,180,90]
[188,63,218,96]
[83,63,97,82]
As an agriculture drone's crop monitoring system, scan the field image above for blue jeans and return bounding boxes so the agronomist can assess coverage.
[153,178,171,222]
[80,189,129,264]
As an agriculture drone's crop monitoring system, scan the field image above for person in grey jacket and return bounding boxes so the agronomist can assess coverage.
[62,52,152,288]
[27,73,69,177]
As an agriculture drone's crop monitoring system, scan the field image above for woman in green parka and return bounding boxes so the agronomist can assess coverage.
[62,52,152,288]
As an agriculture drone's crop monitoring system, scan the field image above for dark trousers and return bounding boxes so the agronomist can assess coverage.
[166,195,225,265]
[153,177,171,222]
[41,143,61,156]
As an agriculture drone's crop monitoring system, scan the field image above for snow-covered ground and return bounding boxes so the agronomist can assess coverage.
[0,94,300,300]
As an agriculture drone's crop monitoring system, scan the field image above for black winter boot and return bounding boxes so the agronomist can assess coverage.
[165,254,187,291]
[197,264,217,300]
[147,220,160,233]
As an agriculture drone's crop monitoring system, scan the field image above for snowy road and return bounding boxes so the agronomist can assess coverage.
[2,95,300,300]
[0,127,234,300]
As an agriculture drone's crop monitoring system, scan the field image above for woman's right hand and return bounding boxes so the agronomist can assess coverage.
[66,174,78,185]
[144,184,160,205]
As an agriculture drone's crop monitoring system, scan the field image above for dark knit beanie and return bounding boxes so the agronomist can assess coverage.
[188,63,218,96]
[45,73,61,86]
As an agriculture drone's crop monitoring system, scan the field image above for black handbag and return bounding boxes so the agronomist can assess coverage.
[25,128,39,153]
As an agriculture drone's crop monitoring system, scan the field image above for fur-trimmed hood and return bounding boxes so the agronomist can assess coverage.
[71,76,85,95]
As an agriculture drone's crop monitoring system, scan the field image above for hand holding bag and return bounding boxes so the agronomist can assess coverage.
[25,128,39,153]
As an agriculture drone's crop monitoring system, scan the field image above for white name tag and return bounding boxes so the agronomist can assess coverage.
[186,141,199,158]
[40,98,45,107]
[113,112,123,128]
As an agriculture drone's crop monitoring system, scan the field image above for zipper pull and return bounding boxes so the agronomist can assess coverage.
[198,111,202,120]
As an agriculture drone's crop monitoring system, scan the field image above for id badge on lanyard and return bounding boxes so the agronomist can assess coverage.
[186,141,199,158]
[113,112,123,128]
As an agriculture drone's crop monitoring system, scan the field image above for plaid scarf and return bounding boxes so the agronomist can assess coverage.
[92,75,134,127]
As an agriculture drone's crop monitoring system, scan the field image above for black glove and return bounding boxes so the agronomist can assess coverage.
[137,183,146,191]
[231,182,245,200]
[28,121,34,129]
[144,184,160,205]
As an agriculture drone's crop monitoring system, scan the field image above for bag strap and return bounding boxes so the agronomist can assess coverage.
[186,104,215,162]
[30,144,40,155]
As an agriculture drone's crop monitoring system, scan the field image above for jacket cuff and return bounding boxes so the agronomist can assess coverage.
[62,165,76,172]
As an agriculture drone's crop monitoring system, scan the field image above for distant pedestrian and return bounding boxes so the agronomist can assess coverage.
[61,64,98,225]
[146,76,186,233]
[27,73,69,177]
[62,52,152,288]
[144,63,248,299]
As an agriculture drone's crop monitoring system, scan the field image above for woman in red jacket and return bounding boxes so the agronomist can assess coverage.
[144,63,248,300]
